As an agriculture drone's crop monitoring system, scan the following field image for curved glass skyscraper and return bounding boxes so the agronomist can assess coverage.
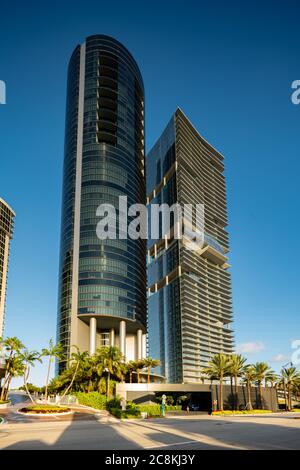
[57,35,146,371]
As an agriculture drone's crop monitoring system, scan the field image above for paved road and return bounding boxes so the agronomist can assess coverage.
[8,391,30,405]
[1,413,300,450]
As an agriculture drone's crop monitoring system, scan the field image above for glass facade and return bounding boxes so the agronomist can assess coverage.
[57,36,146,370]
[0,198,15,336]
[147,109,234,383]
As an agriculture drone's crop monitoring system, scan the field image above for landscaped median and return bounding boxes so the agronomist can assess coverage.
[211,410,272,416]
[18,405,71,415]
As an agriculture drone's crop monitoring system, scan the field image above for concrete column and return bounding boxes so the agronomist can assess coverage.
[137,329,143,360]
[142,334,147,359]
[89,317,97,355]
[110,328,115,347]
[119,320,126,359]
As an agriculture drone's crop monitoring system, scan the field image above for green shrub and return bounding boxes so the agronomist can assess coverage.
[110,407,141,419]
[107,396,121,410]
[76,392,107,410]
[136,404,182,417]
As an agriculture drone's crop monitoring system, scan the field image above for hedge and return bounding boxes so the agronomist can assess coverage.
[76,392,107,410]
[110,407,141,419]
[136,404,182,417]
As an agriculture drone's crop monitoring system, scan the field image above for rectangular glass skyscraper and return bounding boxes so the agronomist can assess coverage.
[147,109,234,383]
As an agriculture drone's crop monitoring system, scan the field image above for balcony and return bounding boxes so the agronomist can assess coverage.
[197,233,228,266]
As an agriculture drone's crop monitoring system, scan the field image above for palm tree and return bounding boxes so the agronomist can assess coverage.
[228,354,247,410]
[41,340,65,402]
[280,366,300,411]
[0,337,24,401]
[253,362,272,409]
[203,354,230,411]
[265,371,279,388]
[18,350,42,404]
[95,346,123,398]
[142,357,160,384]
[242,365,256,410]
[127,361,137,383]
[58,348,89,402]
[131,359,146,384]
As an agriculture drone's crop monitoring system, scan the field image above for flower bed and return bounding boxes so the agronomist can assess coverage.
[212,409,272,416]
[19,405,71,414]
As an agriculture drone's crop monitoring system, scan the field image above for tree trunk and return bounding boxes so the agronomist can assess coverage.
[4,375,13,401]
[247,381,252,410]
[220,373,224,411]
[44,356,52,402]
[130,370,132,384]
[287,385,292,411]
[58,361,79,404]
[137,369,140,384]
[234,375,239,410]
[283,383,288,411]
[24,366,35,404]
[259,382,263,409]
[0,353,12,401]
[107,371,110,399]
[148,366,150,384]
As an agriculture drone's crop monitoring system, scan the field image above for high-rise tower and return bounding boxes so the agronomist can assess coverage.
[0,198,15,336]
[57,35,146,371]
[147,109,234,383]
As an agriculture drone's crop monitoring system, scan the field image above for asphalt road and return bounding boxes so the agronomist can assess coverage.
[1,413,300,450]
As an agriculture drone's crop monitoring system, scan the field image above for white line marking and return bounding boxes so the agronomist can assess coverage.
[145,440,206,449]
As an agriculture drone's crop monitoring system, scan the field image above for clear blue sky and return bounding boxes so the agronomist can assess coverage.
[0,0,299,385]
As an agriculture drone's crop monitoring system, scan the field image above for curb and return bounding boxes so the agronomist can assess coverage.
[0,401,11,409]
[16,409,74,418]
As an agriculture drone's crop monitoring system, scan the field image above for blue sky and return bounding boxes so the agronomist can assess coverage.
[0,0,299,385]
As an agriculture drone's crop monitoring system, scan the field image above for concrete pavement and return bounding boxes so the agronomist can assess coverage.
[1,412,300,450]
